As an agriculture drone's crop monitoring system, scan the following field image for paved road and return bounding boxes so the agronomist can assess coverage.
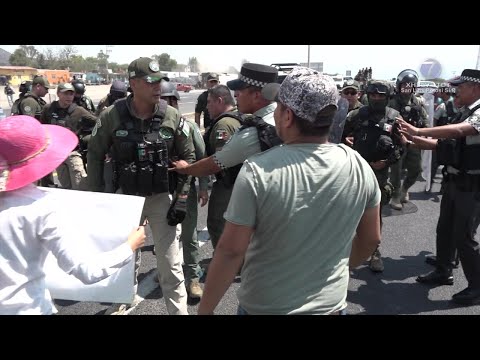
[53,172,480,315]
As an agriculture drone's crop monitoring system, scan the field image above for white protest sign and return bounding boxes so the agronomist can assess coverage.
[42,187,145,304]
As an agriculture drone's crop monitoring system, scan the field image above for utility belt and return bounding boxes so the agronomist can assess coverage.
[115,141,170,196]
[444,166,480,192]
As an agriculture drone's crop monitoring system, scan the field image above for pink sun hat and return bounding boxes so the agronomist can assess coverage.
[0,115,78,192]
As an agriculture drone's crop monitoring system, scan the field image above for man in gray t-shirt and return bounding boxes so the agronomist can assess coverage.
[198,67,381,315]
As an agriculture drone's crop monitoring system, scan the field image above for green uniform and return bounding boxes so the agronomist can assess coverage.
[75,95,96,114]
[388,95,428,197]
[195,91,212,128]
[16,92,46,120]
[180,119,208,283]
[41,102,97,190]
[95,95,112,116]
[87,95,195,195]
[206,111,243,249]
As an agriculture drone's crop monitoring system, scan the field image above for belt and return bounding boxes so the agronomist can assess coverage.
[446,166,480,175]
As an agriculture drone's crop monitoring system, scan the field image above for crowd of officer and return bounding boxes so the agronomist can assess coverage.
[5,56,480,313]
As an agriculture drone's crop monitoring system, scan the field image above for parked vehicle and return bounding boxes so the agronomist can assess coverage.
[176,83,192,92]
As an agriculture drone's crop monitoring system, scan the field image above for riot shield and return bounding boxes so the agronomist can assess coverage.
[421,92,434,192]
[329,97,349,144]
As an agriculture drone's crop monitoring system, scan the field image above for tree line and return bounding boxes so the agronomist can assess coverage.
[8,45,203,73]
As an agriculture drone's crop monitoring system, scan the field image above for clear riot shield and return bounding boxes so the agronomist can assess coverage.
[421,92,434,192]
[328,97,349,144]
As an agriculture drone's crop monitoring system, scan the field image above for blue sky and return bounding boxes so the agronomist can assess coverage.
[1,45,478,80]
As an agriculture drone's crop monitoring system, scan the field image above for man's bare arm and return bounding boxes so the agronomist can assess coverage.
[350,205,381,268]
[169,156,221,177]
[198,222,253,315]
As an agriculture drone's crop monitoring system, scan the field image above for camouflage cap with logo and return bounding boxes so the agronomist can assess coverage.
[262,67,339,124]
[128,57,169,83]
[57,83,75,93]
[32,75,54,89]
[341,79,360,92]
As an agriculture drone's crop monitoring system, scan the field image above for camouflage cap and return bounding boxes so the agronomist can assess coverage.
[341,79,360,92]
[32,76,53,89]
[128,57,169,83]
[57,83,75,93]
[262,67,339,124]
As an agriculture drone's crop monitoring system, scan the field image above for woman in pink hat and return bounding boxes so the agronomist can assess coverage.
[0,115,146,315]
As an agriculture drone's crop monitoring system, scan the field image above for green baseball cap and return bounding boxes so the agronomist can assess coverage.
[32,75,53,89]
[128,57,169,83]
[57,83,75,93]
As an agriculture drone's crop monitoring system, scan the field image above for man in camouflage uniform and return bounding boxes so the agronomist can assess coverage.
[41,83,97,190]
[341,80,362,112]
[87,57,196,315]
[203,84,243,251]
[194,72,219,129]
[96,80,128,116]
[72,79,96,114]
[388,69,429,210]
[342,80,405,273]
[14,75,53,120]
[160,80,208,299]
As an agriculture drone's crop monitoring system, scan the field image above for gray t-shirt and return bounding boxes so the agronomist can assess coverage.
[213,103,276,169]
[225,143,380,314]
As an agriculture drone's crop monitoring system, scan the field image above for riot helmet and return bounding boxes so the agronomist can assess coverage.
[71,79,86,96]
[109,80,128,100]
[160,81,180,101]
[396,69,418,93]
[19,80,32,94]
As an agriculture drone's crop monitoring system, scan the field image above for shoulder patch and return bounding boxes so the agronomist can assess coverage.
[23,105,32,114]
[216,129,229,140]
[91,118,102,137]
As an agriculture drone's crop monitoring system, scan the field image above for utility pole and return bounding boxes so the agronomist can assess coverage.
[307,45,310,68]
[476,45,480,70]
[105,45,114,83]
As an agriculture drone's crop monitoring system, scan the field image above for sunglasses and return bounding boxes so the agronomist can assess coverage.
[343,90,358,96]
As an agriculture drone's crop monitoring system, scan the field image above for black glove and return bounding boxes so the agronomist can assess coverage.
[166,196,187,226]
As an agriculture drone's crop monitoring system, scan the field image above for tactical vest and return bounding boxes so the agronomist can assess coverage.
[216,114,283,187]
[395,95,425,128]
[437,104,480,171]
[76,95,94,112]
[205,111,245,156]
[110,99,171,196]
[437,100,456,127]
[11,93,46,115]
[353,106,401,163]
[44,102,77,128]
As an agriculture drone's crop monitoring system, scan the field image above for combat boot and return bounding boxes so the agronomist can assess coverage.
[369,248,384,273]
[390,194,402,210]
[187,279,203,299]
[400,186,409,203]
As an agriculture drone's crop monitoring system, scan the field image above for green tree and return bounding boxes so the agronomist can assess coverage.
[9,48,29,66]
[188,57,198,72]
[152,53,177,71]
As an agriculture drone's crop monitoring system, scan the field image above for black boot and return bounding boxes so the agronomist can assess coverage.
[416,268,453,285]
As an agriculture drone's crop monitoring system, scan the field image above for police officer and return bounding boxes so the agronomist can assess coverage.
[342,80,404,273]
[14,75,53,120]
[10,80,32,115]
[170,63,280,179]
[341,80,362,112]
[87,57,196,315]
[194,72,219,129]
[400,69,480,305]
[388,69,429,210]
[72,79,96,114]
[160,80,208,299]
[96,80,128,116]
[203,84,243,251]
[40,83,97,190]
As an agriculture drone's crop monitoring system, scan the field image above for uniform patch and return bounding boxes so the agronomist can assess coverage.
[383,123,393,133]
[115,130,128,137]
[91,118,102,137]
[182,120,190,137]
[159,127,173,139]
[23,105,32,114]
[149,61,160,72]
[216,130,229,140]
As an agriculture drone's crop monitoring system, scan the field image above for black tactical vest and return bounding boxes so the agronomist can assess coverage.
[353,106,400,163]
[110,99,171,196]
[395,95,425,128]
[45,102,77,128]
